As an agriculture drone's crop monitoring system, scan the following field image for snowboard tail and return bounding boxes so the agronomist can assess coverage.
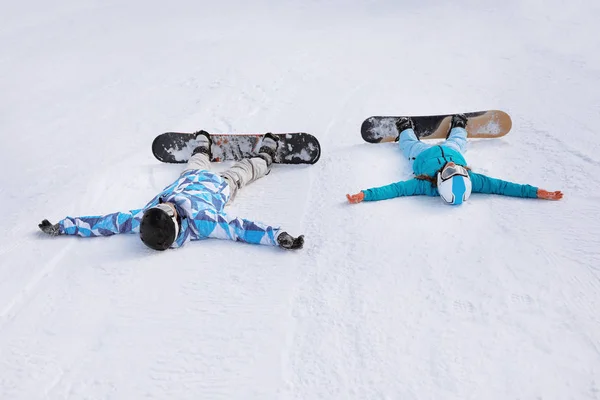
[361,110,512,143]
[152,132,321,165]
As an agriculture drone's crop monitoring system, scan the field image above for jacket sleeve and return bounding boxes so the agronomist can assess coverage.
[469,172,538,198]
[191,210,281,246]
[59,209,144,237]
[362,178,435,201]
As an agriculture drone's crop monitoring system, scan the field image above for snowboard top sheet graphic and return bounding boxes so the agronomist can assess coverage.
[361,110,512,143]
[152,132,321,165]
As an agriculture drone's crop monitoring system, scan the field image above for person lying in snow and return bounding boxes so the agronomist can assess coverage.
[347,114,563,205]
[39,132,304,251]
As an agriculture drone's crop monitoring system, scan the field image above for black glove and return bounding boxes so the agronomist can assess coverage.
[38,219,60,236]
[277,232,304,250]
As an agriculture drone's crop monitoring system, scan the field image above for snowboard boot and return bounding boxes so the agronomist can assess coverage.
[395,117,416,141]
[447,114,468,138]
[191,130,212,158]
[256,132,280,166]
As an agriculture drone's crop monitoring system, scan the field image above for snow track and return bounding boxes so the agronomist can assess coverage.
[1,1,599,398]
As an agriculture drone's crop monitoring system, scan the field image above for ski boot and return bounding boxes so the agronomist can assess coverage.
[257,132,280,166]
[191,130,212,158]
[447,114,468,138]
[395,117,416,141]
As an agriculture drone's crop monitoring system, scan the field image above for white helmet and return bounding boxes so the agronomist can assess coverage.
[437,163,472,205]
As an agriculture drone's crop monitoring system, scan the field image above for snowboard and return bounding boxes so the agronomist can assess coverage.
[152,132,321,165]
[361,110,512,143]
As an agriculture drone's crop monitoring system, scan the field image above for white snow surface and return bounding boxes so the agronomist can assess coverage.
[1,0,600,399]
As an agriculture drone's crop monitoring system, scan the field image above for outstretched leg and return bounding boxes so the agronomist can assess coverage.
[443,127,468,154]
[443,115,468,154]
[396,119,432,164]
[183,151,212,174]
[220,133,279,204]
[182,130,213,174]
[220,157,270,202]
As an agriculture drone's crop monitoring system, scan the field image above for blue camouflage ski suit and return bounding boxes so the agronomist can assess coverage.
[59,155,280,248]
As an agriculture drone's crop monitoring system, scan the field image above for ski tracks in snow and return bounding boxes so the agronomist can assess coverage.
[2,2,600,398]
[0,241,73,325]
[0,160,114,328]
[0,159,149,399]
[281,82,394,398]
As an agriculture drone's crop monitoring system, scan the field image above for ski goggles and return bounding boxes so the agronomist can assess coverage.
[439,164,469,181]
[153,203,180,233]
[154,203,176,216]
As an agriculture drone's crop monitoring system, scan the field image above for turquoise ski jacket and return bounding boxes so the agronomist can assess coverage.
[362,145,539,202]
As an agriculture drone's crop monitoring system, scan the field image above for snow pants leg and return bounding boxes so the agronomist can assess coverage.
[443,127,468,154]
[182,152,212,174]
[220,157,271,204]
[399,128,432,164]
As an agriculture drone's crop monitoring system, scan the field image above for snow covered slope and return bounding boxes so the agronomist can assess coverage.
[1,0,599,398]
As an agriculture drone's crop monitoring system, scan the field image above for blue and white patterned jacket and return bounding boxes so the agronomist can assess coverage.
[59,170,280,248]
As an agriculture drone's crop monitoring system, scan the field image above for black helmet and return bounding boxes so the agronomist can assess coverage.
[140,204,179,250]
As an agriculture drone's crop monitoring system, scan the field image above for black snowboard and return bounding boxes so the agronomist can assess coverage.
[361,110,512,143]
[152,132,321,165]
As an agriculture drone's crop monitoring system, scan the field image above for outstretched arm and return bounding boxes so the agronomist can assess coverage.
[39,209,144,237]
[191,210,303,249]
[469,172,563,200]
[347,178,433,203]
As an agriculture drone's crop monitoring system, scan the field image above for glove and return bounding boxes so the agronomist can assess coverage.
[38,219,61,236]
[277,232,304,250]
[346,191,365,204]
[537,189,563,200]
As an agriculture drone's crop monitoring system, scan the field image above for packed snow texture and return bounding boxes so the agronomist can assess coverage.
[1,0,599,399]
